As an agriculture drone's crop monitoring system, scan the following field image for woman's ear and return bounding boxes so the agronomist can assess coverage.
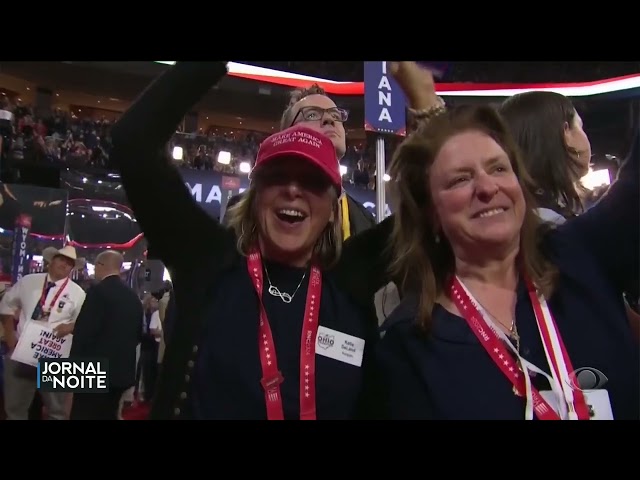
[563,120,575,151]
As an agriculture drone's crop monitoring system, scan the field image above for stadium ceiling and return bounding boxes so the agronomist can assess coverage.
[0,61,365,133]
[239,61,640,84]
[0,61,352,121]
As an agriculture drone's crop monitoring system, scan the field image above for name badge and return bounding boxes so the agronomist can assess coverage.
[315,326,365,367]
[540,390,614,420]
[583,390,614,420]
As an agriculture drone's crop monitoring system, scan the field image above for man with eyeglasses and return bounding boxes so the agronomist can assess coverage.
[225,84,375,239]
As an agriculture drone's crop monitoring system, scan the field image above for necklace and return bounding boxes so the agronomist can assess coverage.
[263,265,307,304]
[479,304,520,351]
[508,319,520,351]
[465,295,523,396]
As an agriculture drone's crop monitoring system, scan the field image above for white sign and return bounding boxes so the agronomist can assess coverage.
[11,321,73,367]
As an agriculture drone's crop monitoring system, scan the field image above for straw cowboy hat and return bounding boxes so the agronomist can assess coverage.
[42,245,86,269]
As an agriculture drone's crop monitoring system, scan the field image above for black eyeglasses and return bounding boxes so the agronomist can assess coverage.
[290,106,349,127]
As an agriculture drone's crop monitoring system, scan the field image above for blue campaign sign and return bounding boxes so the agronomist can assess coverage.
[11,214,32,284]
[363,62,407,136]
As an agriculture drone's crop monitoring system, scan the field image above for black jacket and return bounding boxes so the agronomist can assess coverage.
[69,275,143,389]
[110,62,393,419]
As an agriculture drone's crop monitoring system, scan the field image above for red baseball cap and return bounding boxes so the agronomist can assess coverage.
[251,125,341,191]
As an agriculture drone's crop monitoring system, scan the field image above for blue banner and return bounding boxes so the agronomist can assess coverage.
[11,214,32,284]
[178,169,391,220]
[363,61,407,136]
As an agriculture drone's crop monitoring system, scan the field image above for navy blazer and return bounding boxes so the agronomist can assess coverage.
[377,127,640,420]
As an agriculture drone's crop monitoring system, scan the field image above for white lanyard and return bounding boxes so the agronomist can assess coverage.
[533,291,579,420]
[457,279,574,420]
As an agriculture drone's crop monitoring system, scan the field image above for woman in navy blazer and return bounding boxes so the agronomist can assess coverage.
[377,104,639,420]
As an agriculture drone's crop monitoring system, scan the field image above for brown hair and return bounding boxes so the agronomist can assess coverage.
[499,91,587,216]
[225,178,343,270]
[388,104,559,332]
[280,83,327,130]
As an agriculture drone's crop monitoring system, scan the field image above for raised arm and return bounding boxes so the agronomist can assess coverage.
[110,62,233,275]
[389,62,445,131]
[335,63,442,307]
[560,122,639,293]
[336,215,396,307]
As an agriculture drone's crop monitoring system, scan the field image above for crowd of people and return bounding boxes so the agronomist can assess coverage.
[0,245,173,420]
[0,97,381,188]
[0,61,638,421]
[0,92,626,194]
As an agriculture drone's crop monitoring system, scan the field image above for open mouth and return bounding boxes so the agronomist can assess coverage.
[473,207,507,219]
[275,208,308,224]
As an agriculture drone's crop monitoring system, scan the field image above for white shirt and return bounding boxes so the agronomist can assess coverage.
[536,207,567,225]
[149,310,162,343]
[0,273,86,339]
[0,109,13,122]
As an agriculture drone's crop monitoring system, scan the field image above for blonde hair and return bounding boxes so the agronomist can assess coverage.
[388,104,559,332]
[225,180,343,270]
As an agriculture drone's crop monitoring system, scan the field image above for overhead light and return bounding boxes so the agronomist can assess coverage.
[239,161,251,173]
[172,146,183,161]
[218,150,231,165]
[339,165,348,176]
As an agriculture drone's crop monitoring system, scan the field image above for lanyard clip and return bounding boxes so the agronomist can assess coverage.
[261,371,284,392]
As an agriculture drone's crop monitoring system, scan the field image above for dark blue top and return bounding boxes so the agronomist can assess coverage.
[109,62,388,419]
[377,128,640,420]
[190,258,371,420]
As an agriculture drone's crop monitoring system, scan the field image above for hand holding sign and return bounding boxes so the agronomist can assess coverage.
[53,322,74,338]
[11,321,72,367]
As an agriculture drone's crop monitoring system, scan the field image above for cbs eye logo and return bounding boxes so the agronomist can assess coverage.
[566,367,608,391]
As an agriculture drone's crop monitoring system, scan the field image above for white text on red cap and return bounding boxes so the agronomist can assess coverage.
[271,130,323,150]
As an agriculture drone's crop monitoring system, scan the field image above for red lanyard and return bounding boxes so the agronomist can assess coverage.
[247,249,322,420]
[523,276,590,420]
[449,276,590,420]
[40,276,70,314]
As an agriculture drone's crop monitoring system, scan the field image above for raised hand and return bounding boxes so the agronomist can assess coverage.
[388,61,440,111]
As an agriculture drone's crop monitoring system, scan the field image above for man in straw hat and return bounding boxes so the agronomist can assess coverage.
[27,246,85,420]
[0,245,86,420]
